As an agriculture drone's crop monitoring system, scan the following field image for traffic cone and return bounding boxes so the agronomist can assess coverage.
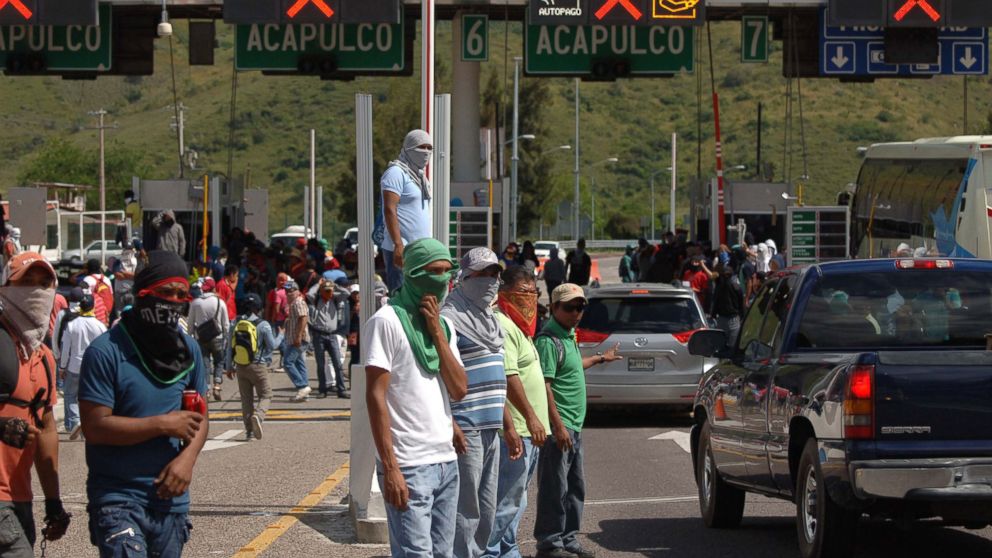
[714,395,728,421]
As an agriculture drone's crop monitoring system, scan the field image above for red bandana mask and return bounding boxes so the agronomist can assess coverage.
[498,291,538,338]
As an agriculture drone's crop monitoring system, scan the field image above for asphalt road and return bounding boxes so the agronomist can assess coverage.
[34,254,992,557]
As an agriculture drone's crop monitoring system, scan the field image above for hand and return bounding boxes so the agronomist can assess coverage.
[158,411,204,443]
[154,454,195,499]
[42,500,71,542]
[58,369,66,381]
[225,369,236,380]
[0,418,38,449]
[553,423,573,452]
[382,467,409,511]
[452,424,467,455]
[526,415,547,447]
[504,427,523,461]
[419,295,444,340]
[393,244,404,269]
[603,342,623,362]
[293,339,302,348]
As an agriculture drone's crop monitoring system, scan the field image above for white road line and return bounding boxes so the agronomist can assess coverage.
[203,429,247,452]
[586,496,697,506]
[649,430,692,454]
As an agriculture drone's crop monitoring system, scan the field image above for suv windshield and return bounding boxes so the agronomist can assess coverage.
[795,270,992,349]
[535,242,556,251]
[579,296,704,334]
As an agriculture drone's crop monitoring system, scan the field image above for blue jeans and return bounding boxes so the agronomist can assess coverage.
[282,344,310,390]
[534,429,585,553]
[377,460,459,558]
[311,329,345,394]
[88,502,190,558]
[198,340,227,385]
[455,429,500,558]
[63,372,80,432]
[484,436,540,558]
[382,249,403,293]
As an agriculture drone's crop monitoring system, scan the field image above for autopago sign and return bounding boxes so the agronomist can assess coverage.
[235,20,405,72]
[525,23,694,75]
[0,2,110,71]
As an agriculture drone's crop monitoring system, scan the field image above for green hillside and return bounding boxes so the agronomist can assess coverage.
[1,19,989,239]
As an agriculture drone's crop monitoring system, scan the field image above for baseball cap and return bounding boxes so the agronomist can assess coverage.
[201,277,216,292]
[283,279,299,291]
[461,247,500,273]
[2,252,55,286]
[321,281,334,290]
[551,283,586,305]
[349,284,360,294]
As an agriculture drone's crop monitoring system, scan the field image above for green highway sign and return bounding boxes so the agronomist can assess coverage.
[792,222,815,234]
[461,14,487,62]
[235,21,405,72]
[525,24,694,76]
[787,206,850,266]
[0,2,110,71]
[792,235,816,247]
[740,15,769,63]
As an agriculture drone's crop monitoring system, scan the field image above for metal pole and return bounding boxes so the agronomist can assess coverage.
[486,129,493,250]
[573,78,580,241]
[432,94,451,245]
[756,102,763,180]
[178,104,185,177]
[650,175,655,241]
[591,175,595,241]
[671,133,677,235]
[310,129,316,238]
[511,57,521,242]
[422,0,435,184]
[97,109,106,267]
[202,175,208,264]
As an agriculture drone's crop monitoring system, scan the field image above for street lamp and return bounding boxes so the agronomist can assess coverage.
[589,157,618,241]
[539,144,571,157]
[510,57,524,241]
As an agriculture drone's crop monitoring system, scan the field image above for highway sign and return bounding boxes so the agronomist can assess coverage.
[225,0,400,25]
[461,14,487,62]
[525,23,694,76]
[829,0,992,28]
[235,20,405,73]
[819,7,988,76]
[0,2,110,71]
[787,206,850,266]
[741,15,769,63]
[529,0,705,27]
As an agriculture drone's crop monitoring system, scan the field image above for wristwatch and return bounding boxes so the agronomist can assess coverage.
[596,351,605,364]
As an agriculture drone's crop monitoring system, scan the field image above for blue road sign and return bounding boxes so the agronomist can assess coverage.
[819,7,988,76]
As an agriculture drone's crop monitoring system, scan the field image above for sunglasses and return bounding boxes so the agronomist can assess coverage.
[560,301,587,313]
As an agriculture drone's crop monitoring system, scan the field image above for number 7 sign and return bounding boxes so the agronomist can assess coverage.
[741,16,769,63]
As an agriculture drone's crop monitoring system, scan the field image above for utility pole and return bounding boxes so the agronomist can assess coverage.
[573,78,580,241]
[89,109,115,268]
[511,57,521,242]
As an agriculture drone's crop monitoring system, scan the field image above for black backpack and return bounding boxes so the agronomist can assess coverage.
[0,324,53,427]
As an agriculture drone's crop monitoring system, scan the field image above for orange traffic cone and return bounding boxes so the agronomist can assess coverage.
[714,395,728,421]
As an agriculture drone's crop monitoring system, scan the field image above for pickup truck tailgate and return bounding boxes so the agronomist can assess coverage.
[875,351,992,443]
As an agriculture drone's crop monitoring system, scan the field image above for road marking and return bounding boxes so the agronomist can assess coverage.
[231,461,350,558]
[210,410,351,421]
[587,495,697,506]
[203,429,247,452]
[649,430,692,453]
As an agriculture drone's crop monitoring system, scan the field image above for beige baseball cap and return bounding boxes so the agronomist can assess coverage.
[551,283,586,305]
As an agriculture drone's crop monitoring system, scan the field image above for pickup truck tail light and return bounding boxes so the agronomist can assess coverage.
[576,328,608,347]
[844,364,875,439]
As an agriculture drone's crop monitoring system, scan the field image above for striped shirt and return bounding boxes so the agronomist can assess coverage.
[284,295,310,345]
[450,334,506,431]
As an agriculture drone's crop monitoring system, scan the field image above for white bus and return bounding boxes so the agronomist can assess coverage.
[849,136,992,260]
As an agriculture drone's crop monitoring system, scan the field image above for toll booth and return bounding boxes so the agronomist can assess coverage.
[707,179,791,247]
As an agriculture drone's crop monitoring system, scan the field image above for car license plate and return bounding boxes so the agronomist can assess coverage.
[627,358,655,372]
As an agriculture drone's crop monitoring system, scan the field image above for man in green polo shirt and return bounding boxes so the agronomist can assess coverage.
[533,283,621,558]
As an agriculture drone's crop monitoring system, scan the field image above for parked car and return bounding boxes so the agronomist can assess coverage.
[269,225,313,247]
[687,258,992,558]
[576,283,714,409]
[534,240,560,260]
[62,240,122,265]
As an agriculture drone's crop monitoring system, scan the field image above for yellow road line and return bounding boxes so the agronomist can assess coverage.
[232,461,350,558]
[210,411,352,420]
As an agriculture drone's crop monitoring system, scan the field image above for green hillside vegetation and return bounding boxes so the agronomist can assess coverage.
[2,18,990,240]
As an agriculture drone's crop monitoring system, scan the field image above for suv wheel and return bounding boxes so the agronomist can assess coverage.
[795,439,859,558]
[696,422,745,528]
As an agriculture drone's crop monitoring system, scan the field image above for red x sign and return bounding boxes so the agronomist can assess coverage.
[893,0,941,22]
[0,0,33,20]
[595,0,642,21]
[286,0,334,19]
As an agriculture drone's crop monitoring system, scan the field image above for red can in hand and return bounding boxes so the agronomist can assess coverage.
[182,390,207,415]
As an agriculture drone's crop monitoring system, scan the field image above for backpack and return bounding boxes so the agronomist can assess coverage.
[194,298,223,344]
[0,323,53,427]
[232,316,260,366]
[535,332,567,371]
[91,275,114,314]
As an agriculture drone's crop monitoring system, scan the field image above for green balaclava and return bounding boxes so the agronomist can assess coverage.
[389,238,458,375]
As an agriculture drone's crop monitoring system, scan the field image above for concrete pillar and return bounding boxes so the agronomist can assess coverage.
[451,12,481,183]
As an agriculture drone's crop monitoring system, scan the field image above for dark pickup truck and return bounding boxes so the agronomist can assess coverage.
[687,258,992,558]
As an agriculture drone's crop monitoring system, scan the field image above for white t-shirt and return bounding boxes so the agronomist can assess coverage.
[365,305,461,468]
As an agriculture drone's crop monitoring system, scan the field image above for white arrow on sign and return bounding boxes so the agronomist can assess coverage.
[960,47,978,69]
[831,46,850,69]
[649,430,692,454]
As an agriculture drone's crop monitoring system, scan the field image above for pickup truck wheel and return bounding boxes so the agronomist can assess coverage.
[795,439,858,558]
[697,423,745,528]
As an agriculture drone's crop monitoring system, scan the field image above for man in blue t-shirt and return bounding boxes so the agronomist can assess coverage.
[79,251,208,558]
[381,129,434,292]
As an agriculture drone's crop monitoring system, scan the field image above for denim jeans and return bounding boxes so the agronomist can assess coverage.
[716,315,741,348]
[0,501,35,557]
[282,344,310,390]
[455,429,500,558]
[198,340,227,385]
[310,329,345,394]
[88,502,191,558]
[534,429,585,553]
[382,249,403,293]
[63,372,81,432]
[377,460,459,558]
[484,436,540,558]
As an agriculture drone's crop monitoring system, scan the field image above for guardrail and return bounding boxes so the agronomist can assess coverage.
[555,240,651,250]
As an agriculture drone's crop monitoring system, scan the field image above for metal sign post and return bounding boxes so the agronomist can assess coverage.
[432,93,451,246]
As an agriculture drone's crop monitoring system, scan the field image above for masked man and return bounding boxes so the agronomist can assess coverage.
[366,238,468,558]
[79,250,208,558]
[440,248,521,558]
[381,129,434,292]
[0,252,69,557]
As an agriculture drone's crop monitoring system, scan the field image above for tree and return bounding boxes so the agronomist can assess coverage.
[514,77,553,238]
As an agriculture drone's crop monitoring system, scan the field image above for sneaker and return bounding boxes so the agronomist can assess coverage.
[68,424,83,441]
[291,386,311,402]
[535,550,574,558]
[337,391,351,399]
[212,384,222,402]
[244,431,255,441]
[568,548,596,558]
[251,415,263,440]
[316,391,329,399]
